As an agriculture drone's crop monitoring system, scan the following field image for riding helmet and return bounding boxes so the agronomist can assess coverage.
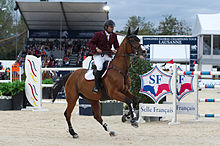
[104,20,115,27]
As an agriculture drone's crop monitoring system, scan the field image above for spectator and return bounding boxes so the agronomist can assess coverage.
[0,62,3,70]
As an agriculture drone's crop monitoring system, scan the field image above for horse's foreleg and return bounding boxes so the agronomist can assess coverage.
[121,90,138,122]
[89,100,116,136]
[122,90,138,109]
[125,97,138,128]
[64,93,79,138]
[113,92,138,128]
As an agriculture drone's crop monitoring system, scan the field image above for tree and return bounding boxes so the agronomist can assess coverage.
[157,15,192,35]
[122,16,156,35]
[0,0,27,60]
[129,56,154,108]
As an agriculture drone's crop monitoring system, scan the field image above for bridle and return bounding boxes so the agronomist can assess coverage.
[125,34,142,55]
[110,34,143,85]
[101,35,143,57]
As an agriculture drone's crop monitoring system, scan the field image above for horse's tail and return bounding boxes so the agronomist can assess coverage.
[52,73,72,102]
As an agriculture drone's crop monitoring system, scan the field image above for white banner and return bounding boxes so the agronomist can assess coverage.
[139,102,196,117]
[139,103,174,117]
[176,102,196,115]
[199,79,220,86]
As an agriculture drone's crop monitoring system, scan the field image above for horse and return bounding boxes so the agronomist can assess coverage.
[52,27,145,138]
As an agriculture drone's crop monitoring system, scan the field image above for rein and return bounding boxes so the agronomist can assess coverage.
[109,36,141,85]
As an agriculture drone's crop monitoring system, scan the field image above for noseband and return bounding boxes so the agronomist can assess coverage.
[126,35,142,55]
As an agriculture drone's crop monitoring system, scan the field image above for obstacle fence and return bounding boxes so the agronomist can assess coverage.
[24,54,220,121]
[0,63,21,83]
[138,63,220,124]
[25,55,81,110]
[0,69,12,83]
[177,64,220,119]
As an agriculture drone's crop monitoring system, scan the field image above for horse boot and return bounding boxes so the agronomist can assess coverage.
[92,70,102,94]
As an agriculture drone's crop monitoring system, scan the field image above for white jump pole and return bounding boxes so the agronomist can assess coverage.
[40,67,81,99]
[199,85,220,88]
[178,71,220,76]
[199,114,220,118]
[199,99,220,102]
[194,64,199,120]
[169,63,178,125]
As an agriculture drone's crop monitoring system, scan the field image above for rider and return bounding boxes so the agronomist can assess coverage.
[88,19,119,93]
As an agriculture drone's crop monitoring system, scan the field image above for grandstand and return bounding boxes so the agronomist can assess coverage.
[15,1,108,68]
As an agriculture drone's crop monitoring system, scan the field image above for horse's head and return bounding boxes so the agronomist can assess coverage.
[125,27,146,56]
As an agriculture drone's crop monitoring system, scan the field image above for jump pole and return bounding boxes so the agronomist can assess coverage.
[194,64,199,120]
[168,63,179,125]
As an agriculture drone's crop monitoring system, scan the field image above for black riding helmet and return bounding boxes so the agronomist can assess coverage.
[104,20,115,28]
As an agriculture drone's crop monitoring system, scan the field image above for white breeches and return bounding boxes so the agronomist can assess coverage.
[93,54,112,71]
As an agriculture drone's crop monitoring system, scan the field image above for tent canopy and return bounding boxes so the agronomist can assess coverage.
[193,13,220,36]
[16,1,108,31]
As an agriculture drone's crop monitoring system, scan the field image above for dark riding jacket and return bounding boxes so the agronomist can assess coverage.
[88,30,119,56]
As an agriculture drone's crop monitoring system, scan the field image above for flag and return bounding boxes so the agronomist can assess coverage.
[168,59,173,64]
[193,60,196,65]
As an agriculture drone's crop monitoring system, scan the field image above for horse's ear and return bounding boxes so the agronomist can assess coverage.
[133,27,139,35]
[127,27,131,36]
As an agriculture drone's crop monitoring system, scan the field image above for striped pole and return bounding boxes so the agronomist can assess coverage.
[199,99,220,102]
[199,114,220,118]
[199,85,220,88]
[178,71,220,76]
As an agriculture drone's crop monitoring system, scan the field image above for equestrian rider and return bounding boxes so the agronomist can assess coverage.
[88,20,119,93]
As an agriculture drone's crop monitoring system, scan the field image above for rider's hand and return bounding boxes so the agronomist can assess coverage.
[112,50,117,54]
[96,48,102,53]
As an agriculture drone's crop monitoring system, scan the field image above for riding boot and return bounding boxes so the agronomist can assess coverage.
[92,70,102,93]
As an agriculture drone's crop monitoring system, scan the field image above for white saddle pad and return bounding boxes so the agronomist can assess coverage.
[84,62,111,80]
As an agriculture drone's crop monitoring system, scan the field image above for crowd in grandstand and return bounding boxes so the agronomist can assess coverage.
[17,38,90,68]
[0,38,91,80]
[0,62,10,80]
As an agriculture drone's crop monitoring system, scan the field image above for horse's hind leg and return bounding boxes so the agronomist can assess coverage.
[64,90,79,138]
[88,99,116,136]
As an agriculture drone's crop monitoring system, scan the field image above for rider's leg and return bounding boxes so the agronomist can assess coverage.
[92,55,103,93]
[92,70,102,93]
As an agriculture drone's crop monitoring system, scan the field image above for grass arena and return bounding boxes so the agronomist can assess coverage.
[0,89,220,146]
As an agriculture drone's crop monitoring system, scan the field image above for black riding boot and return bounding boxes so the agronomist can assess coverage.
[92,70,102,94]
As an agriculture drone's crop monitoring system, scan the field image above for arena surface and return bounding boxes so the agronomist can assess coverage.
[0,90,220,146]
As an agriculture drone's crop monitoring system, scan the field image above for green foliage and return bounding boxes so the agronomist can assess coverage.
[42,78,54,84]
[117,15,192,35]
[129,56,154,105]
[122,16,156,35]
[11,80,25,96]
[0,82,12,96]
[158,15,192,35]
[0,80,25,96]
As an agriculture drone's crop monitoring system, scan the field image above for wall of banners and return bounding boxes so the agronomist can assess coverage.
[143,37,197,71]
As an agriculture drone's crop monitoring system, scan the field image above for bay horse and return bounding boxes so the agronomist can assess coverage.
[52,28,144,138]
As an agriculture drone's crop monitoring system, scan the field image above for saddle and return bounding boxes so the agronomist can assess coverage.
[84,61,111,101]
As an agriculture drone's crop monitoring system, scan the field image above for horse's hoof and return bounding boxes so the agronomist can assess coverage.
[69,129,79,138]
[109,131,116,136]
[131,121,139,128]
[72,133,79,139]
[121,115,127,123]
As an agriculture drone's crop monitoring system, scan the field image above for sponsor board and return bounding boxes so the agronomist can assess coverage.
[139,102,196,117]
